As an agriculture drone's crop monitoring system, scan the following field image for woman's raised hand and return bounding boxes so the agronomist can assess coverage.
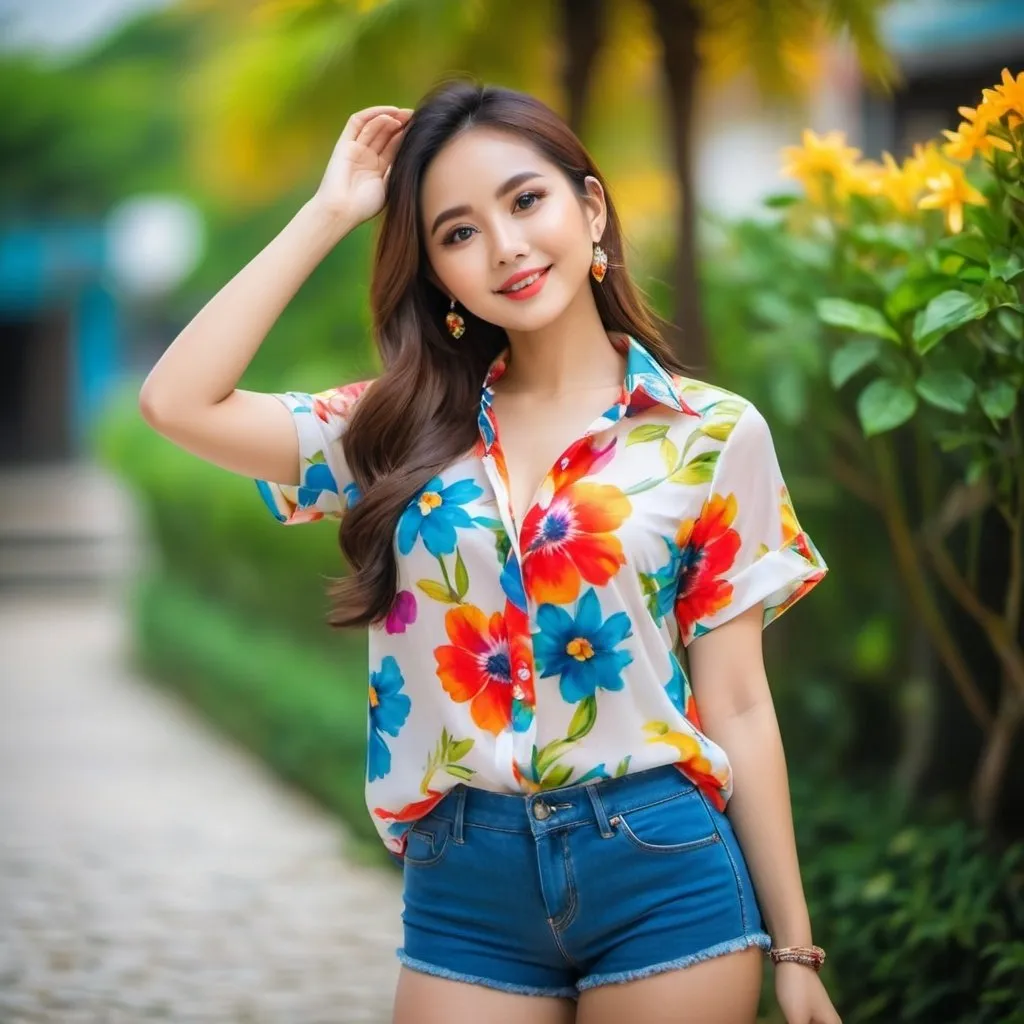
[313,105,414,225]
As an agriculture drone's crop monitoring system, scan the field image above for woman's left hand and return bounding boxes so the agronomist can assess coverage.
[774,963,842,1024]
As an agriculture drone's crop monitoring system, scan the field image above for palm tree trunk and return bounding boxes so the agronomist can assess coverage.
[646,0,707,373]
[558,0,607,135]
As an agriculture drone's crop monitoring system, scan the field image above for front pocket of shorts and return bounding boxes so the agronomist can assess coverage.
[403,819,452,868]
[615,794,720,854]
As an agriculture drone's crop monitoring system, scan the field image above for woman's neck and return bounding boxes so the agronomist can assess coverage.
[497,290,625,395]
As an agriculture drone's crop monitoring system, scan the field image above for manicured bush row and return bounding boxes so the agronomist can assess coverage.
[130,572,387,865]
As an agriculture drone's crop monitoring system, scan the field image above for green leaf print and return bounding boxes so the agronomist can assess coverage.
[454,548,469,600]
[448,738,474,762]
[308,450,327,464]
[445,764,476,782]
[626,423,669,445]
[659,438,679,475]
[535,739,576,779]
[670,450,720,485]
[542,764,575,789]
[417,579,457,603]
[567,695,597,741]
[614,756,632,778]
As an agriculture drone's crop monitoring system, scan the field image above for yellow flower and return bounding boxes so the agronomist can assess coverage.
[781,129,863,204]
[942,104,1014,161]
[917,166,987,234]
[868,152,922,214]
[985,68,1024,125]
[844,158,886,198]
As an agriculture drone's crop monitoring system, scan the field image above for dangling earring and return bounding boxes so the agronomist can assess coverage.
[446,298,466,339]
[591,243,608,283]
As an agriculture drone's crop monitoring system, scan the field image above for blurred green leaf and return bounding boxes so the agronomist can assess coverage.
[989,248,1024,282]
[818,298,901,343]
[915,371,975,414]
[979,380,1018,420]
[830,337,881,388]
[857,379,917,436]
[913,291,990,353]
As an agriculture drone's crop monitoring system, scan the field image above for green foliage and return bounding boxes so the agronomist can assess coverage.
[790,775,1024,1023]
[0,11,197,215]
[132,571,384,861]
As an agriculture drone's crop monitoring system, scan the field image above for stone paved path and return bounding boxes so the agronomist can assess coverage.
[0,591,404,1024]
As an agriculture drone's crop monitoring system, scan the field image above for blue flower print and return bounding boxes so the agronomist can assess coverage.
[664,656,687,716]
[368,655,411,782]
[295,455,336,508]
[500,549,527,613]
[533,588,634,703]
[641,536,683,625]
[397,476,484,557]
[343,480,361,509]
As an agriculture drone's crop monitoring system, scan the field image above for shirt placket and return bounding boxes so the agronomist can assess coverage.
[479,447,538,783]
[477,388,633,791]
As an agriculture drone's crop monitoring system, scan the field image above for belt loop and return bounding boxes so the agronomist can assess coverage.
[452,786,467,844]
[586,783,615,839]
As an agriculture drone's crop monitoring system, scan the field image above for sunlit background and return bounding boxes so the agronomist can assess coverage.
[2,1,1023,1021]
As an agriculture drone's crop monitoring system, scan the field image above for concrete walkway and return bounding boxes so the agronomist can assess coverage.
[0,467,404,1023]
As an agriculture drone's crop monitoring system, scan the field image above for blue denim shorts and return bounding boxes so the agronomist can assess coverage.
[396,764,772,999]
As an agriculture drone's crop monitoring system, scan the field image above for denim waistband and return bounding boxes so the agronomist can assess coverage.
[429,764,697,840]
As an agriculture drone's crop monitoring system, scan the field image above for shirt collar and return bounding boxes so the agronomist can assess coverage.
[478,334,696,452]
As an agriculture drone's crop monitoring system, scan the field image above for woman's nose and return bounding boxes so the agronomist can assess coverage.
[490,225,528,266]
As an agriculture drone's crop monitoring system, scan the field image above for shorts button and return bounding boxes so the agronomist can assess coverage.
[533,801,552,820]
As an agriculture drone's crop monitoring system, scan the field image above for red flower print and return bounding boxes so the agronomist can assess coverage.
[373,790,446,823]
[520,438,631,605]
[311,380,372,423]
[673,493,741,637]
[435,605,516,735]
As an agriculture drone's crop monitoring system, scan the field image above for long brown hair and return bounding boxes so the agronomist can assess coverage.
[329,79,684,629]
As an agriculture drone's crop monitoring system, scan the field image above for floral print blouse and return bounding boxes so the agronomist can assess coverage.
[255,333,827,858]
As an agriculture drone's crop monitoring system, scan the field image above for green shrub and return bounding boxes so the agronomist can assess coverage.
[130,571,385,863]
[789,775,1024,1023]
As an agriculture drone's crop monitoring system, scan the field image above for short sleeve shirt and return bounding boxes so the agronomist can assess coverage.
[256,333,828,857]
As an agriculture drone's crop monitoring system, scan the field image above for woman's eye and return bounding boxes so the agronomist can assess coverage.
[445,226,476,245]
[515,191,542,211]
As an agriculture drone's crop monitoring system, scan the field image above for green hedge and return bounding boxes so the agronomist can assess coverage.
[130,571,385,864]
[790,776,1024,1023]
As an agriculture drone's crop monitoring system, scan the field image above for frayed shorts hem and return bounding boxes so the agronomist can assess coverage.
[575,932,773,991]
[395,949,579,1001]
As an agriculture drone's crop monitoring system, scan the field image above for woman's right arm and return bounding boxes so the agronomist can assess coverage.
[138,105,412,486]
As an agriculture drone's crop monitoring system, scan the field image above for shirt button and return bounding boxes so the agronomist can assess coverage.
[533,801,552,820]
[560,457,570,469]
[516,666,531,681]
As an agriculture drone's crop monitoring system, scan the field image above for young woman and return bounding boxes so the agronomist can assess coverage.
[140,81,840,1024]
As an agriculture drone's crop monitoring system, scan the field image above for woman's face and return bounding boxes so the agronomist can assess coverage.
[419,127,606,333]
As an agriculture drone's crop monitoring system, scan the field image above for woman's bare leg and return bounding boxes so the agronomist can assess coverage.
[392,966,578,1024]
[575,947,763,1024]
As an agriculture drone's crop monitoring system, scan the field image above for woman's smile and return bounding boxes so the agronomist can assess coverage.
[496,264,552,300]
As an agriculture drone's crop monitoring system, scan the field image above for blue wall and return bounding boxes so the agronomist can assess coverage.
[0,223,122,452]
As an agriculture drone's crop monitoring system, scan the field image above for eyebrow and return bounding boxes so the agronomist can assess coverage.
[429,171,545,237]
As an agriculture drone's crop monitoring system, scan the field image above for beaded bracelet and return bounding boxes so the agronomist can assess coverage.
[768,945,827,971]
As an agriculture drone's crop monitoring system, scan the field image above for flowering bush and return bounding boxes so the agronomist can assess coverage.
[711,70,1024,831]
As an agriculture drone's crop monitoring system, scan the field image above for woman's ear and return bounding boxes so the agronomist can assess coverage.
[582,174,607,242]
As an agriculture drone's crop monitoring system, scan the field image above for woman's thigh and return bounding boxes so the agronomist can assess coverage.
[574,946,763,1024]
[392,966,578,1024]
